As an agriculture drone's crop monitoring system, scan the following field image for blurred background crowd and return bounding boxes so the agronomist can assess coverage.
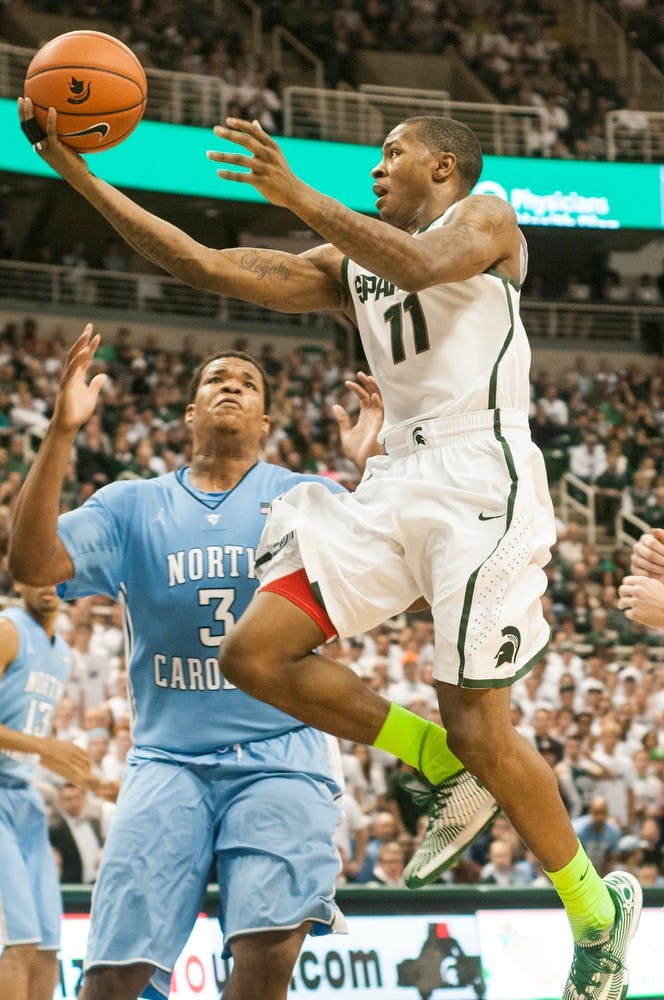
[15,0,663,159]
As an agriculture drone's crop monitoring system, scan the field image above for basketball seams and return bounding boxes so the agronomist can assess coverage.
[34,30,145,80]
[29,99,147,117]
[72,30,145,74]
[26,67,146,102]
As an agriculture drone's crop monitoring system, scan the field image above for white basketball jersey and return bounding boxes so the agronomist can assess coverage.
[343,205,532,441]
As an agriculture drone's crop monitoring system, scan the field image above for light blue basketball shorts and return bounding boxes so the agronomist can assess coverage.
[0,780,62,950]
[85,727,344,998]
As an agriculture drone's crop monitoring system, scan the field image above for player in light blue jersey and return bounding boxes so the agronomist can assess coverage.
[0,583,91,1000]
[9,325,384,1000]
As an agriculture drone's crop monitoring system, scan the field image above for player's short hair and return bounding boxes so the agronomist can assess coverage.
[187,351,272,414]
[403,116,483,192]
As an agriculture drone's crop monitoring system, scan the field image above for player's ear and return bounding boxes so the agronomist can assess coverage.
[260,414,270,436]
[184,402,195,426]
[433,152,456,183]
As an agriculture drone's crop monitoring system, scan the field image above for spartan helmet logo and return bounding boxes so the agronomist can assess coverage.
[494,626,521,668]
[412,426,427,447]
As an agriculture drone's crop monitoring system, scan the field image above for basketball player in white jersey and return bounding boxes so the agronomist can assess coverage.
[20,102,641,997]
[20,95,506,892]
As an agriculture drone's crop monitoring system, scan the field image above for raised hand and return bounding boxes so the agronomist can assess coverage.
[207,118,303,209]
[18,97,89,183]
[53,325,108,434]
[334,372,384,472]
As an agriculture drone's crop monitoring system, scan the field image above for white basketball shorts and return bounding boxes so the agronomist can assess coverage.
[257,408,556,688]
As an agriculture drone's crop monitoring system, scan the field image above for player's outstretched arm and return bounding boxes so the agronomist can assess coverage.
[8,325,106,586]
[0,723,92,785]
[18,99,346,314]
[208,119,517,290]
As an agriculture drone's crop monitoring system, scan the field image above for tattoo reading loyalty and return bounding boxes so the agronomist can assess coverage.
[239,251,292,281]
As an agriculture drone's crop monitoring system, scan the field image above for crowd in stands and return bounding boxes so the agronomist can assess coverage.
[602,0,664,74]
[24,0,285,132]
[0,312,664,890]
[18,0,659,160]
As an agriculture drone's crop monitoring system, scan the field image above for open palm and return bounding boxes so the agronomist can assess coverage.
[53,324,107,432]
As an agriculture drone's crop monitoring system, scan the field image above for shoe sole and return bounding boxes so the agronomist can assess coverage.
[404,799,501,889]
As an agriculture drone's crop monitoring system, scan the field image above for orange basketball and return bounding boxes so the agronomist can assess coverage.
[24,30,147,152]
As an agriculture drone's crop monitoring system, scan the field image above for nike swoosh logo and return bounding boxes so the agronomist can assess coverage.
[60,122,110,141]
[478,512,504,521]
[579,862,590,881]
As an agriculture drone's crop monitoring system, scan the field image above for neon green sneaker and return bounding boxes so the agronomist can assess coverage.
[562,871,643,1000]
[402,768,500,888]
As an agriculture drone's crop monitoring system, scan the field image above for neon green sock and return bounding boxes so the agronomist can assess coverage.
[372,703,464,784]
[545,841,615,942]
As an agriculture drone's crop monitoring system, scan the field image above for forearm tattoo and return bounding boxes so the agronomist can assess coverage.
[238,251,293,282]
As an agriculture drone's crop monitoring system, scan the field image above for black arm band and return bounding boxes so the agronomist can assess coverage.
[20,118,47,144]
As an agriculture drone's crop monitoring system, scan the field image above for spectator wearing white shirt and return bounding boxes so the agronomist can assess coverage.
[102,724,132,783]
[90,604,124,661]
[593,721,636,830]
[68,621,109,714]
[106,666,130,726]
[614,97,648,138]
[48,784,104,884]
[537,383,569,427]
[368,841,406,887]
[557,521,585,567]
[9,382,49,433]
[511,699,535,744]
[52,695,84,743]
[512,668,547,723]
[543,642,585,693]
[569,432,607,483]
[557,675,584,716]
[341,743,387,814]
[480,838,534,886]
[85,728,111,780]
[633,273,661,305]
[387,653,437,710]
[631,748,663,829]
[333,791,371,884]
[615,667,643,708]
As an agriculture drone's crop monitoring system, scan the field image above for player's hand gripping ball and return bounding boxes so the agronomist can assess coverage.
[23,30,147,152]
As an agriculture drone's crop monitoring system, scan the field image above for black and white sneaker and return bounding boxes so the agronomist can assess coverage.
[403,768,500,888]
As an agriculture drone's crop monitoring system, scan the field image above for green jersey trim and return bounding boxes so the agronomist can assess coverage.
[341,256,351,298]
[459,640,549,689]
[488,275,516,410]
[485,267,522,292]
[455,409,519,685]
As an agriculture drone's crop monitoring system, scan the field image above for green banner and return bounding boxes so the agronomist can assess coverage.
[3,98,663,229]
